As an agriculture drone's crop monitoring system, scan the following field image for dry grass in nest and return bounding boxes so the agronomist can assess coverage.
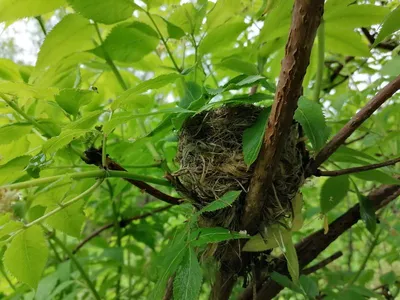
[173,105,308,230]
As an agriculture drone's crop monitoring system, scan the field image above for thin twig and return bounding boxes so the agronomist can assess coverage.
[344,132,369,145]
[310,74,400,174]
[302,251,343,274]
[315,157,400,177]
[72,204,173,254]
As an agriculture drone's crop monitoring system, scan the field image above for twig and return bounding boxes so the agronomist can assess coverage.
[309,74,400,174]
[239,183,400,300]
[361,27,397,51]
[302,251,343,274]
[242,0,325,233]
[72,205,173,254]
[344,132,369,145]
[329,56,354,83]
[163,276,174,300]
[315,157,400,177]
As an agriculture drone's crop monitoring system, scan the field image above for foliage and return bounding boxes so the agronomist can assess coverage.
[0,0,399,299]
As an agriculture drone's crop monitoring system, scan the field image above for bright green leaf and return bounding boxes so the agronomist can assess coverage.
[217,56,258,75]
[0,124,32,145]
[243,108,270,165]
[189,227,249,246]
[173,247,202,300]
[0,155,30,185]
[374,6,400,47]
[0,81,58,100]
[55,89,95,116]
[325,5,389,28]
[320,175,350,214]
[199,190,241,213]
[42,129,90,154]
[64,110,102,130]
[67,0,135,24]
[294,96,328,151]
[3,225,49,289]
[325,26,370,57]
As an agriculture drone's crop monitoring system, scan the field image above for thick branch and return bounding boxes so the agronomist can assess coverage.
[239,184,400,300]
[242,0,324,233]
[315,157,400,177]
[310,75,400,174]
[73,205,172,254]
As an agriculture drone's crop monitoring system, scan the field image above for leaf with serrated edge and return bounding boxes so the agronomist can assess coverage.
[199,190,241,213]
[3,225,49,288]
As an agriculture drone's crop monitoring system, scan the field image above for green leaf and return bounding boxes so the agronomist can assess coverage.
[152,228,188,300]
[0,155,30,185]
[3,225,49,289]
[31,14,96,82]
[168,3,206,35]
[243,108,270,165]
[173,247,202,300]
[217,57,258,75]
[320,175,350,214]
[113,73,181,110]
[179,81,203,109]
[0,81,58,100]
[352,170,400,185]
[352,181,376,234]
[324,4,389,28]
[379,271,397,285]
[45,201,85,238]
[55,89,95,116]
[189,227,249,246]
[67,0,135,24]
[64,110,103,130]
[282,232,299,284]
[270,272,302,294]
[0,124,32,145]
[243,225,287,252]
[325,26,370,57]
[299,275,319,299]
[91,22,159,63]
[294,96,328,151]
[199,20,247,54]
[42,129,90,154]
[0,214,23,240]
[199,190,241,213]
[0,58,24,82]
[374,6,400,47]
[0,0,65,23]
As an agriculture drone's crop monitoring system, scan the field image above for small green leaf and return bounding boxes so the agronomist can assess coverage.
[374,6,400,47]
[299,275,319,299]
[67,0,135,24]
[320,175,350,214]
[55,89,94,116]
[3,225,49,289]
[0,155,30,185]
[294,96,328,151]
[189,227,249,246]
[0,215,23,239]
[352,181,376,234]
[113,73,181,110]
[0,124,32,145]
[243,108,270,165]
[91,22,159,63]
[42,129,90,155]
[0,0,65,23]
[31,14,96,82]
[199,190,241,213]
[173,247,202,300]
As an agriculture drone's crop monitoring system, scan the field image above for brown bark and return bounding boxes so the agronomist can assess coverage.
[309,74,400,174]
[242,0,325,234]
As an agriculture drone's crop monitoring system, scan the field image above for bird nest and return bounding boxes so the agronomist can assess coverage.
[172,105,308,230]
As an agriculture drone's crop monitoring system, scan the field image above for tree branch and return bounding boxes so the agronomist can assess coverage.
[239,184,400,300]
[73,204,173,254]
[309,74,400,174]
[302,251,343,275]
[315,157,400,177]
[242,0,325,233]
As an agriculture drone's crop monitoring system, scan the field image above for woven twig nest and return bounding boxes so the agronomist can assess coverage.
[173,105,308,229]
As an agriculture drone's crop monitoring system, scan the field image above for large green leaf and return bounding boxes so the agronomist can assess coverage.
[199,190,241,213]
[217,56,258,75]
[0,59,24,82]
[42,129,90,154]
[0,155,30,185]
[67,0,135,24]
[31,14,96,82]
[91,22,159,63]
[320,175,350,214]
[0,81,58,100]
[294,97,328,151]
[55,88,95,116]
[243,108,270,165]
[352,170,400,185]
[0,124,32,145]
[299,275,319,299]
[325,26,370,57]
[173,247,202,300]
[0,0,65,22]
[3,225,49,289]
[374,6,400,47]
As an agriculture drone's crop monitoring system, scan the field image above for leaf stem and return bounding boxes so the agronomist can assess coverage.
[1,170,171,190]
[35,16,47,36]
[0,263,16,291]
[23,180,103,229]
[313,19,325,103]
[51,234,101,300]
[146,12,181,73]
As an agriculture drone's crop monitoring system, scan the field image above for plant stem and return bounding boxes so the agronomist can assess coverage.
[146,12,181,73]
[313,19,325,103]
[23,180,103,229]
[51,234,101,300]
[1,170,170,190]
[93,23,128,90]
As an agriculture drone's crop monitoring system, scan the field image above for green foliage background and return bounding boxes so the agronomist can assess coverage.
[0,0,399,299]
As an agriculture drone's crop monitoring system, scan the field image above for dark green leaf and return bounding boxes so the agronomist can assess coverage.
[270,272,302,294]
[299,275,319,299]
[320,175,350,214]
[352,181,376,234]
